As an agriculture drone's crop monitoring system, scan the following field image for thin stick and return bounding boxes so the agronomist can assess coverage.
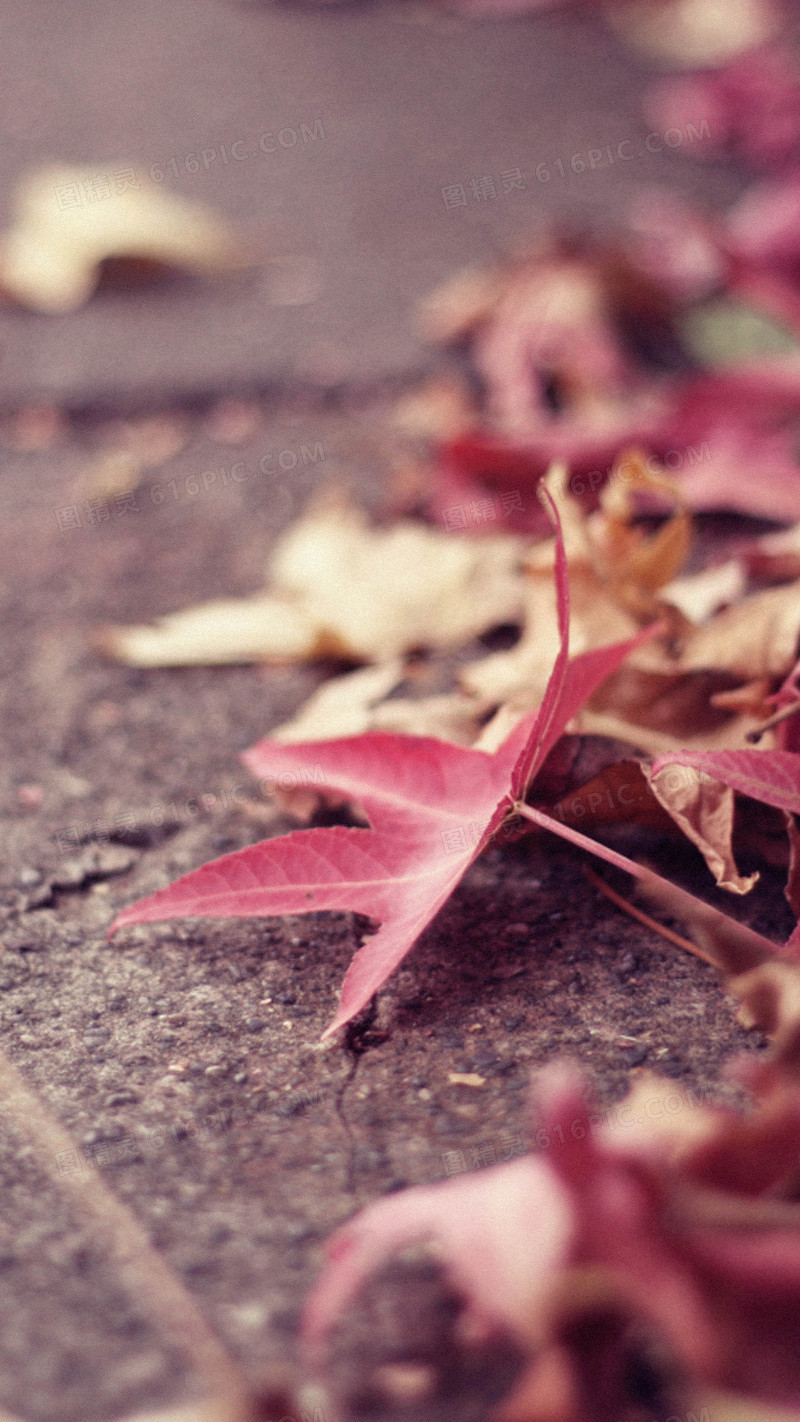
[512,801,780,976]
[0,1051,252,1421]
[582,865,718,968]
[746,698,800,742]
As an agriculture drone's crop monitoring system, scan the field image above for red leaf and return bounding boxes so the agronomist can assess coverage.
[304,1064,800,1410]
[651,748,800,816]
[110,497,650,1036]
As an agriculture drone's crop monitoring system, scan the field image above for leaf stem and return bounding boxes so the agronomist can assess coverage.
[746,697,800,742]
[582,865,717,967]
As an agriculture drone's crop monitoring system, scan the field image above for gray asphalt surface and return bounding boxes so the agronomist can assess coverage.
[0,0,742,409]
[0,6,779,1418]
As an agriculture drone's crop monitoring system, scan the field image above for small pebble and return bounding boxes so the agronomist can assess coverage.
[16,867,42,887]
[16,784,43,809]
[503,922,530,938]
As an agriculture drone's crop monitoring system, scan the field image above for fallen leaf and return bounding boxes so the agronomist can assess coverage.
[642,747,800,896]
[549,759,679,836]
[644,48,800,172]
[305,1062,800,1420]
[645,760,759,893]
[424,215,800,525]
[98,491,528,667]
[97,593,319,667]
[651,748,800,817]
[0,165,248,313]
[461,461,668,711]
[463,562,638,711]
[660,559,747,624]
[681,299,800,367]
[603,0,780,69]
[272,661,488,749]
[110,496,652,1035]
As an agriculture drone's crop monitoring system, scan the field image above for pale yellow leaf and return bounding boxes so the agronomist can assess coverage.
[603,0,778,69]
[0,165,248,313]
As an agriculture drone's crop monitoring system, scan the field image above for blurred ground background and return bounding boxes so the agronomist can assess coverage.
[0,2,794,1419]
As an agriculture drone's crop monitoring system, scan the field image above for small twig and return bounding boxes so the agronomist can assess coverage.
[0,1051,253,1421]
[746,698,800,743]
[511,801,786,974]
[583,865,718,968]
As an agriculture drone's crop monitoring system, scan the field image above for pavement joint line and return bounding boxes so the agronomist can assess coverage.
[0,1049,253,1422]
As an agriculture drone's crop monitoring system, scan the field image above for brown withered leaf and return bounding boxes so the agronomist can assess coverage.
[98,491,527,667]
[0,165,248,313]
[546,754,762,892]
[591,449,692,611]
[548,759,678,836]
[745,522,800,583]
[472,458,795,759]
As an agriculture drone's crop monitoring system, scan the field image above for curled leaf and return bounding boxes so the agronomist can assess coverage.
[0,165,248,313]
[99,492,527,667]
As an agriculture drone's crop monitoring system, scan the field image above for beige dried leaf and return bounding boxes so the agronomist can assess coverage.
[463,564,638,709]
[675,582,800,681]
[272,661,405,740]
[603,0,779,69]
[660,559,747,625]
[270,493,526,660]
[97,595,320,667]
[99,492,527,668]
[273,660,488,748]
[647,760,759,894]
[0,165,248,313]
[418,263,504,342]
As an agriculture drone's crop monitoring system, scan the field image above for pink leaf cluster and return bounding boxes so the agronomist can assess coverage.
[305,1063,800,1415]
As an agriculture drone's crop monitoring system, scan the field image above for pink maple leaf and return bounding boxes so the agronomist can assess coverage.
[110,497,651,1036]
